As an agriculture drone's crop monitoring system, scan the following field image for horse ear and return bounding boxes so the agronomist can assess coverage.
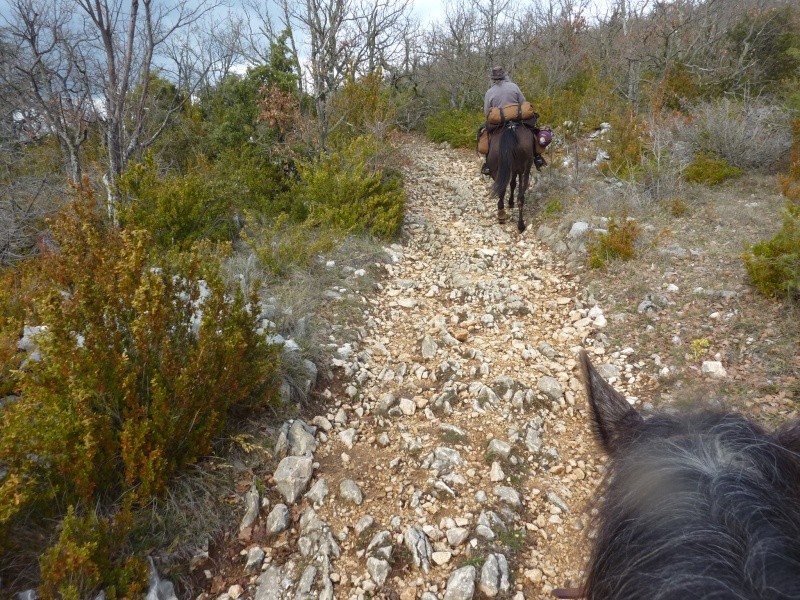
[776,419,800,455]
[579,349,642,455]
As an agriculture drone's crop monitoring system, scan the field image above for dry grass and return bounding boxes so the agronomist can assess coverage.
[681,99,792,172]
[222,234,388,406]
[550,168,799,419]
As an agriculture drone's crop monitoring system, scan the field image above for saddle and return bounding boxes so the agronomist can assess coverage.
[477,117,551,171]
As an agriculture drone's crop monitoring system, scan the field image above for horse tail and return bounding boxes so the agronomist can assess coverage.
[492,126,517,197]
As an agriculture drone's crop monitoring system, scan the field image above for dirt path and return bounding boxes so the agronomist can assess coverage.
[245,138,652,600]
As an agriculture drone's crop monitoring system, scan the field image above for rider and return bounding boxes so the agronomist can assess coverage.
[481,66,546,175]
[481,66,525,175]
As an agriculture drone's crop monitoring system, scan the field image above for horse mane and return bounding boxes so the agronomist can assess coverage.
[587,410,800,600]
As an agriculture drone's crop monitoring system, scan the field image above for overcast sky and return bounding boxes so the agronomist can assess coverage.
[411,0,447,25]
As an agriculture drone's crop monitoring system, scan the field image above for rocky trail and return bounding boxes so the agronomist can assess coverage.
[215,138,652,600]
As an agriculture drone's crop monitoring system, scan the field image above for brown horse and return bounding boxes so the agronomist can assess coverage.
[486,122,534,232]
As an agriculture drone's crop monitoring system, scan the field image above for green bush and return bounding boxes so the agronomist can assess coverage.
[684,152,743,184]
[598,111,647,180]
[744,202,800,300]
[246,213,337,277]
[588,216,641,268]
[120,149,291,250]
[526,68,620,134]
[542,199,563,219]
[425,109,484,148]
[120,155,235,249]
[295,136,405,239]
[0,268,25,397]
[38,507,147,600]
[781,119,800,201]
[0,188,279,594]
[329,71,396,145]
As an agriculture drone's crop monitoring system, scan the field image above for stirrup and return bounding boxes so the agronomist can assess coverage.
[481,163,491,175]
[534,153,547,171]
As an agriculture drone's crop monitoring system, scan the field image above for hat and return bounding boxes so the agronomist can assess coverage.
[490,66,506,81]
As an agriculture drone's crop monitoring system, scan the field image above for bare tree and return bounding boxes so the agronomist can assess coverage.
[354,0,414,74]
[1,0,218,218]
[249,0,412,148]
[422,0,484,109]
[1,0,94,184]
[73,0,217,217]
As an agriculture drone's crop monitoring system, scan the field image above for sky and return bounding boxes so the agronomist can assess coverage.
[411,0,447,25]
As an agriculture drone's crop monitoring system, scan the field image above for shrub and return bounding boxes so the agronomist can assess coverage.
[0,268,25,396]
[525,67,620,134]
[0,187,279,593]
[665,197,689,217]
[329,71,396,144]
[38,506,147,600]
[295,136,405,239]
[588,216,641,268]
[246,213,337,277]
[425,109,484,148]
[687,98,792,171]
[743,202,800,301]
[780,118,800,201]
[598,111,647,180]
[119,155,235,249]
[120,149,291,249]
[684,152,744,184]
[542,199,563,219]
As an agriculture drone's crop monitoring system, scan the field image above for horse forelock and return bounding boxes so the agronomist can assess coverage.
[587,410,800,600]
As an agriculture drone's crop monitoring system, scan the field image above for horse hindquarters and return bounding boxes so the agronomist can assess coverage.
[492,126,517,199]
[515,127,534,232]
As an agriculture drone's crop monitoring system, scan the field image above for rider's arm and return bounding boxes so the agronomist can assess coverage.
[484,90,492,116]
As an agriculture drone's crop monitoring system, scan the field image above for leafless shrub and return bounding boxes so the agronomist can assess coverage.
[640,116,687,202]
[683,98,792,171]
[0,180,65,266]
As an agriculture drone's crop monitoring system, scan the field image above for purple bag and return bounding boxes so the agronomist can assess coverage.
[537,127,553,148]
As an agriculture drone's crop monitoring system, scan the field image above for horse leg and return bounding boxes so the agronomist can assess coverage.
[509,174,517,209]
[517,169,530,233]
[497,188,507,224]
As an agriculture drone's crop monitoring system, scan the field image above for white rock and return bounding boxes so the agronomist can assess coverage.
[367,557,391,587]
[569,222,590,238]
[339,479,364,505]
[305,478,329,504]
[265,504,290,535]
[489,462,505,482]
[443,566,476,600]
[537,377,563,401]
[339,428,358,449]
[701,361,727,378]
[479,553,510,597]
[273,456,313,504]
[399,398,417,416]
[487,439,511,459]
[446,527,469,546]
[404,527,433,574]
[421,335,438,359]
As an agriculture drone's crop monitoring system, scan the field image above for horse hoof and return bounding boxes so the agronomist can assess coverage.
[518,223,526,233]
[498,210,507,224]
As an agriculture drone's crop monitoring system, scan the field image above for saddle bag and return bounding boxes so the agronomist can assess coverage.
[487,102,536,125]
[477,126,489,155]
